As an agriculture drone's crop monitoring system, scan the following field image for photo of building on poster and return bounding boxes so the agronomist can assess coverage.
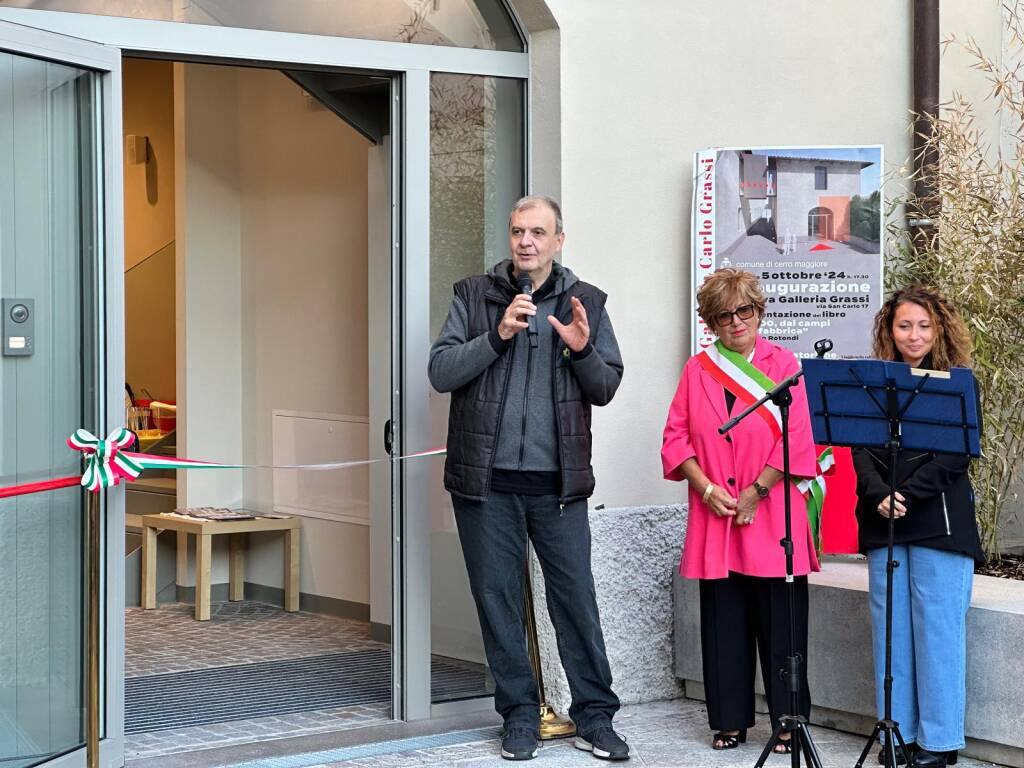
[692,146,883,359]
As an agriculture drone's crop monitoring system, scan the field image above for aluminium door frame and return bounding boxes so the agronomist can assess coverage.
[0,6,531,726]
[0,9,529,79]
[0,19,124,768]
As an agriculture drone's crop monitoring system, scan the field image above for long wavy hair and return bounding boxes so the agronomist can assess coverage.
[872,285,973,370]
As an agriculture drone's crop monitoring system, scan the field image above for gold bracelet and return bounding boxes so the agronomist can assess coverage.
[702,483,716,503]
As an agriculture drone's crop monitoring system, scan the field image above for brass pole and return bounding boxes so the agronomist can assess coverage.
[86,490,100,768]
[522,555,575,740]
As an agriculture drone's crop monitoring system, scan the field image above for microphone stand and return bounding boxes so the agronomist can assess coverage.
[851,371,932,768]
[720,370,824,768]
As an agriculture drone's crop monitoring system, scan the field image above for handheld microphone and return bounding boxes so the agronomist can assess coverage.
[516,274,539,348]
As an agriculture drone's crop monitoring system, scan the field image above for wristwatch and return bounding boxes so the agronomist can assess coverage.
[752,481,770,499]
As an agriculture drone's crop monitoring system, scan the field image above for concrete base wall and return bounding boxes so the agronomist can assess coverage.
[530,504,686,714]
[674,558,1024,767]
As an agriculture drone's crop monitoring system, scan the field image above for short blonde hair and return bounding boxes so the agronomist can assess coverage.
[696,268,766,329]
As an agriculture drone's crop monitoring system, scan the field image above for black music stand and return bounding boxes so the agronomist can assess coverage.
[801,358,980,768]
[719,369,824,768]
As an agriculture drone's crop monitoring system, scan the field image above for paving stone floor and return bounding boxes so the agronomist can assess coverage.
[125,601,394,760]
[125,601,383,678]
[239,699,997,768]
[124,606,999,767]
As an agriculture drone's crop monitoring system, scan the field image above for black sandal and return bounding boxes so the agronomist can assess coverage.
[773,739,793,754]
[712,729,747,750]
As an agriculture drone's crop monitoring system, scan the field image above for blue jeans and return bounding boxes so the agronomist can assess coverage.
[867,546,973,752]
[452,492,620,735]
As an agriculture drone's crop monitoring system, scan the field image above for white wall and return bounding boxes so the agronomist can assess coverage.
[175,64,375,602]
[528,0,1002,510]
[236,67,371,604]
[175,62,244,519]
[941,1,1007,165]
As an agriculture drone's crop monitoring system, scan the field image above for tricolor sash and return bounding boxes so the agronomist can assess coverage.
[697,341,831,551]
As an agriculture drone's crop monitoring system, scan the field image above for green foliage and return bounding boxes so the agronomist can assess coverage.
[850,191,881,242]
[887,9,1024,555]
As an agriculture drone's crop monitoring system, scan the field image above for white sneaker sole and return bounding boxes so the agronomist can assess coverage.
[501,747,538,760]
[575,737,629,760]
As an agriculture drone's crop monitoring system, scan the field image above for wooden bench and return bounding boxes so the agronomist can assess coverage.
[141,512,300,621]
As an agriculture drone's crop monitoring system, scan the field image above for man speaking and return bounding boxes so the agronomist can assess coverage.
[428,196,628,762]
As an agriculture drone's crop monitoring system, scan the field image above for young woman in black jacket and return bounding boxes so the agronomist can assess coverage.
[852,286,983,768]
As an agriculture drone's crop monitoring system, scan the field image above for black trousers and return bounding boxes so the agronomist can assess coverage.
[452,492,620,735]
[699,571,811,732]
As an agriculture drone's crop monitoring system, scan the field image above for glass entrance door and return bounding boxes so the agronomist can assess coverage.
[399,71,525,718]
[0,3,529,739]
[0,21,120,768]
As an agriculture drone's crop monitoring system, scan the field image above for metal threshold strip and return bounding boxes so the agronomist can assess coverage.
[219,726,502,768]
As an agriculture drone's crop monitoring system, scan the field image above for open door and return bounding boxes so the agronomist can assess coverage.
[0,20,123,768]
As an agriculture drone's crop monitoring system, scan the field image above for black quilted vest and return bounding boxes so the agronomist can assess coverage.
[443,271,608,503]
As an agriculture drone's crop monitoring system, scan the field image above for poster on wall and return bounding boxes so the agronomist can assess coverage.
[691,146,884,556]
[691,146,883,359]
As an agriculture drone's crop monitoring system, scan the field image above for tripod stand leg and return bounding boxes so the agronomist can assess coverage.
[754,718,823,768]
[855,723,884,768]
[893,727,913,767]
[881,729,901,768]
[754,722,788,768]
[796,722,824,768]
[858,722,912,768]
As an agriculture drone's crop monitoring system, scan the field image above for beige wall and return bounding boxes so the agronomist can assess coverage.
[173,64,374,601]
[527,0,1002,510]
[123,58,175,402]
[235,67,372,604]
[175,62,245,521]
[124,58,175,270]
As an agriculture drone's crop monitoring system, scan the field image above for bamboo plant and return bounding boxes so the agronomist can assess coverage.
[887,5,1024,556]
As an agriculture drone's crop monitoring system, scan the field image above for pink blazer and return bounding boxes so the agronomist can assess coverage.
[661,336,821,579]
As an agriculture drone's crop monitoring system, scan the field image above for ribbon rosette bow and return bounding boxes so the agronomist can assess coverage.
[67,428,144,492]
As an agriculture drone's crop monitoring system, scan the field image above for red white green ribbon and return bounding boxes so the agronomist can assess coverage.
[68,428,146,492]
[54,428,446,495]
[115,448,446,475]
[697,341,831,547]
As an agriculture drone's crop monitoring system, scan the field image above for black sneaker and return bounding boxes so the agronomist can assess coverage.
[501,727,539,761]
[575,726,630,760]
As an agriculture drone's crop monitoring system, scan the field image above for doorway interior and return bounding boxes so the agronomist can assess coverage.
[118,55,492,762]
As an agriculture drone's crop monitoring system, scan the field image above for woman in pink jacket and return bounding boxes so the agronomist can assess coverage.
[661,268,820,752]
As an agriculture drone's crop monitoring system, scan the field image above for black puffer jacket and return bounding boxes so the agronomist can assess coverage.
[429,260,623,503]
[852,359,984,563]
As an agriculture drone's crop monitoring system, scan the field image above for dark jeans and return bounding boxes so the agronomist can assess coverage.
[698,572,811,732]
[451,492,620,735]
